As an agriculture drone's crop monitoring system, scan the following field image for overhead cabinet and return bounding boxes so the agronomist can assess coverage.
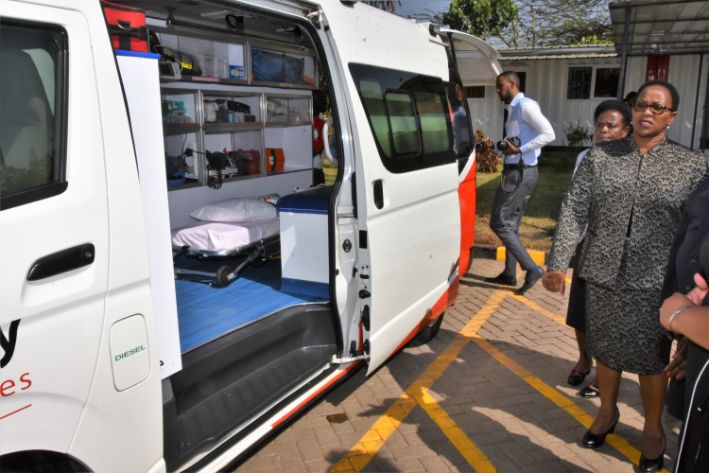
[154,29,316,189]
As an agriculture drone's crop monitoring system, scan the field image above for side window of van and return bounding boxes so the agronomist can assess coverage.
[0,21,67,211]
[350,64,454,173]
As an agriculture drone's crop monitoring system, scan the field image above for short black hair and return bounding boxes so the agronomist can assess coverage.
[637,80,680,111]
[497,71,520,88]
[594,100,632,127]
[623,91,637,102]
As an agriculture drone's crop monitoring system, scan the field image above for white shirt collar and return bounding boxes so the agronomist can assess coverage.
[510,92,525,106]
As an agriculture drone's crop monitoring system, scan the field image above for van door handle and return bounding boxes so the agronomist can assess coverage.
[373,179,384,209]
[27,243,95,281]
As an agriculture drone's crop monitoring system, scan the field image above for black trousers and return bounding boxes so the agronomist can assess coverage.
[490,165,539,274]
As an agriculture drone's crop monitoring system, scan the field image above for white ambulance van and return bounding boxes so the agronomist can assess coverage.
[0,0,500,470]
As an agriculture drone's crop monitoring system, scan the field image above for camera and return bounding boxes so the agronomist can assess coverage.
[496,137,521,150]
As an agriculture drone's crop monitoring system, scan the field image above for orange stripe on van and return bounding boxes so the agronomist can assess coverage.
[271,362,362,429]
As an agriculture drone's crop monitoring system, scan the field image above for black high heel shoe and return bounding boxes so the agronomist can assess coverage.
[638,441,665,472]
[581,410,620,449]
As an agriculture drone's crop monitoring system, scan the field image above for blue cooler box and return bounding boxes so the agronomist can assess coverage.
[276,187,331,299]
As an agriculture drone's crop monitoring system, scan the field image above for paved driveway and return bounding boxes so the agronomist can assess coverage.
[237,258,679,473]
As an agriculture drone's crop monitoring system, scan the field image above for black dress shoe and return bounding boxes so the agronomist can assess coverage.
[578,383,600,398]
[567,368,591,386]
[485,273,517,286]
[638,444,665,472]
[515,266,544,295]
[581,411,619,449]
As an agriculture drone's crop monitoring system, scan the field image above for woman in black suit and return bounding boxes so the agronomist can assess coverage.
[660,174,709,473]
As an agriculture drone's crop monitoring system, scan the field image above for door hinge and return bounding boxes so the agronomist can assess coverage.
[361,305,370,331]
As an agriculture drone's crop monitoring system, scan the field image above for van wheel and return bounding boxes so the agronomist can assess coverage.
[214,265,232,287]
[415,313,444,344]
[0,451,85,472]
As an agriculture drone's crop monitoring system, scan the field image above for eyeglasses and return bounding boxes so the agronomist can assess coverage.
[633,101,674,114]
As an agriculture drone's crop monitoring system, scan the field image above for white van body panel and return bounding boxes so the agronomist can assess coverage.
[0,0,162,470]
[317,2,461,373]
[0,0,111,455]
[64,2,163,471]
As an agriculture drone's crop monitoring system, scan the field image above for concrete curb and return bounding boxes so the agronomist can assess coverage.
[473,245,548,266]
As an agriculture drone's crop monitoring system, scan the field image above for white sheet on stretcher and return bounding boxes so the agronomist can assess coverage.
[171,218,280,252]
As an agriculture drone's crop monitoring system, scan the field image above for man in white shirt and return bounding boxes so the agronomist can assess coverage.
[486,71,555,295]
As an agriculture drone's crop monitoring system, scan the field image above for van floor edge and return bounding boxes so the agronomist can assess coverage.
[175,261,327,352]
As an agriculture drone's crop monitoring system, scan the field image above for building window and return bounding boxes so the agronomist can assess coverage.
[516,72,526,93]
[594,68,620,97]
[0,21,67,211]
[465,86,485,98]
[567,67,592,99]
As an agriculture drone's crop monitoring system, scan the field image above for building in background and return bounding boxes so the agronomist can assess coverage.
[466,1,708,154]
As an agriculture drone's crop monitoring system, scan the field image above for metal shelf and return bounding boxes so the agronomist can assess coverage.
[163,123,200,136]
[203,122,262,134]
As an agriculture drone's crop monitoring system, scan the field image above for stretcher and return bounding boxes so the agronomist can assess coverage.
[172,218,280,287]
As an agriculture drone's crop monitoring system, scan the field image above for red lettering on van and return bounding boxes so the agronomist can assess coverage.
[20,372,32,390]
[0,379,16,396]
[0,372,32,397]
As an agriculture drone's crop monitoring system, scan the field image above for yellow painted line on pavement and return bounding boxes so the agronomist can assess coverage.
[469,331,657,470]
[508,294,670,472]
[495,247,546,266]
[330,290,507,473]
[510,294,567,325]
[413,387,496,473]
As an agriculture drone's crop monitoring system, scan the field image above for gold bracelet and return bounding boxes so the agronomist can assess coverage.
[668,305,691,332]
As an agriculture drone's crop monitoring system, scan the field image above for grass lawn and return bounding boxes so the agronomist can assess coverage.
[475,148,577,252]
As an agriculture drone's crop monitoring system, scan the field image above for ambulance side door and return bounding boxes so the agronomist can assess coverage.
[319,3,461,373]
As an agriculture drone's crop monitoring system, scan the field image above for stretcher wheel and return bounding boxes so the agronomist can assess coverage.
[214,265,232,288]
[415,313,444,344]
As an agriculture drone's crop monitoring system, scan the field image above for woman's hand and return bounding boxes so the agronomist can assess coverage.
[664,336,689,380]
[686,273,708,305]
[542,270,566,295]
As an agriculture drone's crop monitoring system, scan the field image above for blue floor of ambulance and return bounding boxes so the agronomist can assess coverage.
[175,260,326,353]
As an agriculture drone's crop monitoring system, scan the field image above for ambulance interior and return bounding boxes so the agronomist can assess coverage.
[122,2,344,466]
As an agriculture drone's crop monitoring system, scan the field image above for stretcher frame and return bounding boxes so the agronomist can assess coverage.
[173,234,280,287]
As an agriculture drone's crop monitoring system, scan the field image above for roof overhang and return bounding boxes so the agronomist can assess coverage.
[609,0,709,56]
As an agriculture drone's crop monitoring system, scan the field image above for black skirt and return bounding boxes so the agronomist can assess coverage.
[565,243,586,332]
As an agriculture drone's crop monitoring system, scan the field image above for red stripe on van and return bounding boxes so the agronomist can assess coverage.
[458,159,477,277]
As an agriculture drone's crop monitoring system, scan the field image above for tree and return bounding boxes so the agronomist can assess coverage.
[513,0,612,47]
[440,0,520,48]
[439,0,612,48]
